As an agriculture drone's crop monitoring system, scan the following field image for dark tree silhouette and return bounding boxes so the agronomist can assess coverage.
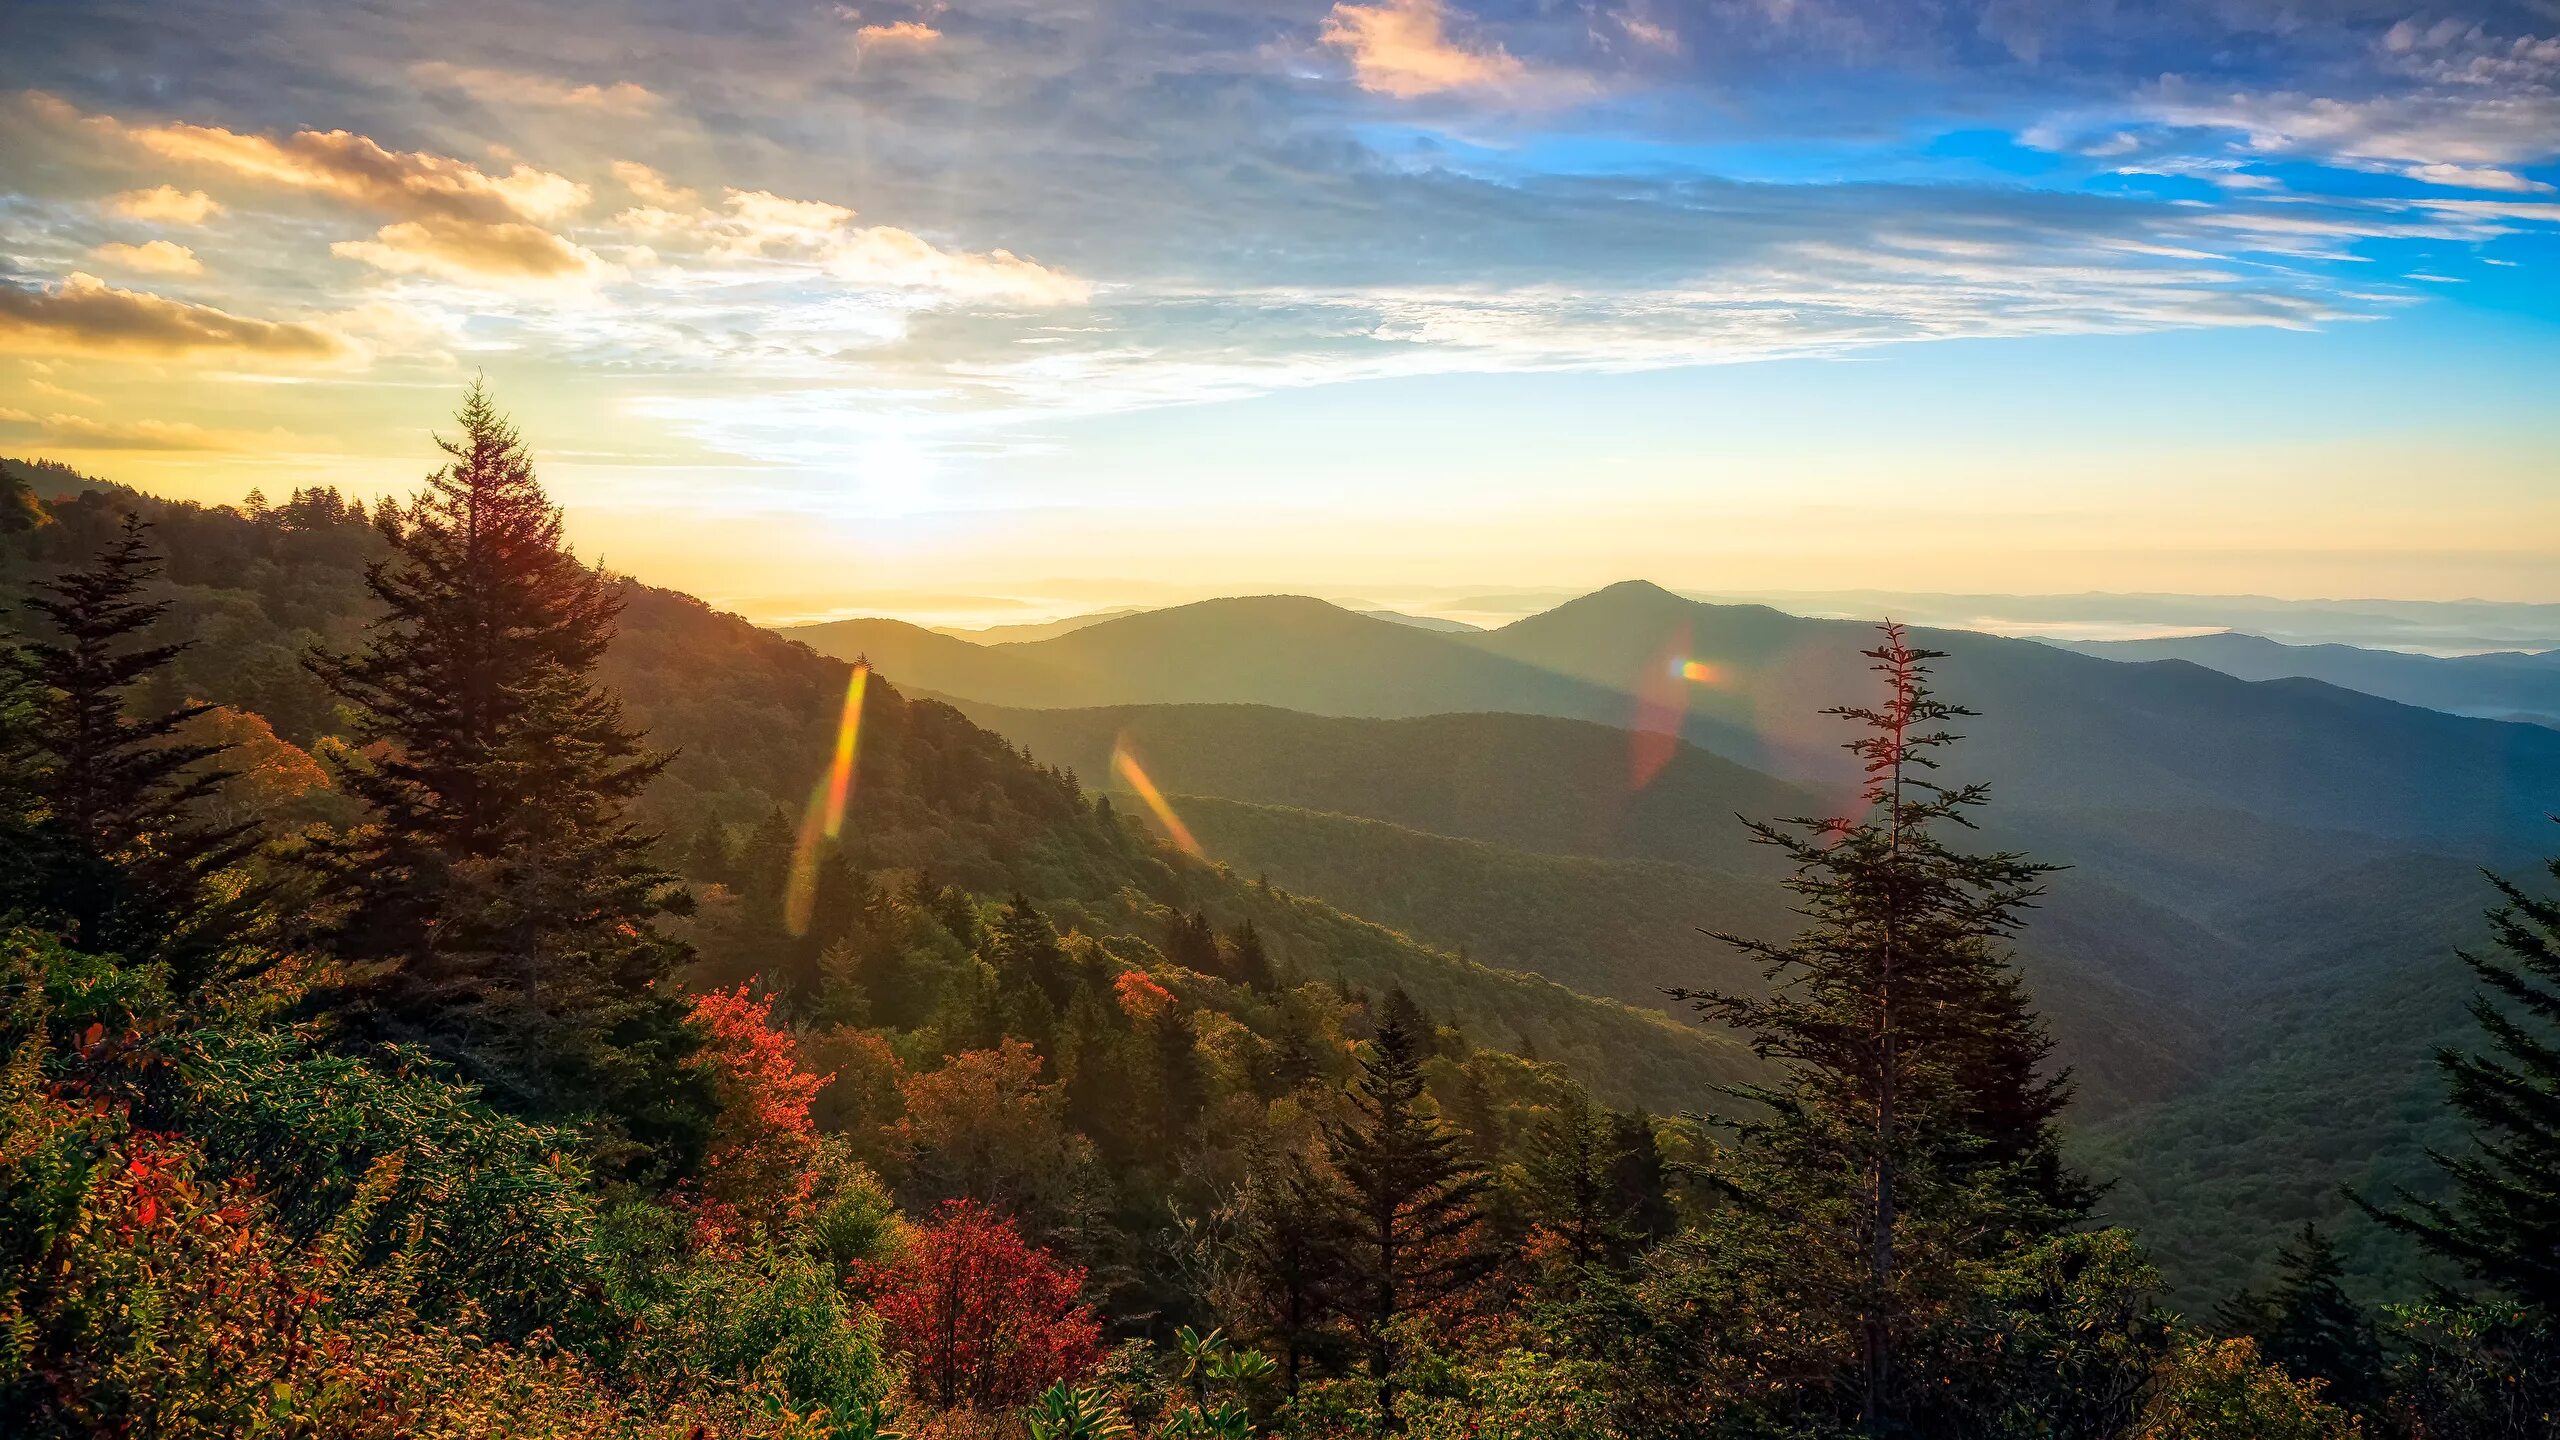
[1326,1006,1493,1428]
[4,516,262,987]
[306,382,710,1172]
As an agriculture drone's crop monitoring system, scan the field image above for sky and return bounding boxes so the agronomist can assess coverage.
[1,0,2556,623]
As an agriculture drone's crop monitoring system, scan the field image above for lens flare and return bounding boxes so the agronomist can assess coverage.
[785,662,869,936]
[1675,658,1722,684]
[1111,736,1204,859]
[1628,620,1694,791]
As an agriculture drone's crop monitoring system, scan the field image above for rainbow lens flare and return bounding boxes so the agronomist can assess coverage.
[784,662,869,936]
[1674,658,1722,684]
[1111,737,1204,858]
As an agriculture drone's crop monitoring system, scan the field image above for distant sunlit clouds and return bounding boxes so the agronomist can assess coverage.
[0,0,2555,606]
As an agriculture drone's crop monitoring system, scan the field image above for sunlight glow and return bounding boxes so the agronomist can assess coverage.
[784,662,870,935]
[1111,736,1204,858]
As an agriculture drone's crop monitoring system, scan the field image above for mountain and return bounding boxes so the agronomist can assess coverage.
[788,582,2560,853]
[0,471,1751,1113]
[935,701,1812,877]
[1352,607,1482,633]
[1693,586,2560,654]
[929,608,1147,643]
[791,595,1644,726]
[1467,581,2560,851]
[2060,630,2560,722]
[941,700,2239,1112]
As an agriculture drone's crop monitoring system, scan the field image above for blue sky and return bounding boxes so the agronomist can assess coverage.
[0,0,2554,616]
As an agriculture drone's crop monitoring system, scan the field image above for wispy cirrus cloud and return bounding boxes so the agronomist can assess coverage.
[411,62,662,113]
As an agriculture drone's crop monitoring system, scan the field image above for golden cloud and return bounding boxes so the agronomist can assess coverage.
[92,240,205,276]
[108,185,223,225]
[857,21,942,46]
[116,115,589,225]
[330,216,618,284]
[0,273,347,360]
[1321,0,1528,98]
[612,161,699,209]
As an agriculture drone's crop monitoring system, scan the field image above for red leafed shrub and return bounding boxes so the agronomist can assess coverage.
[1113,970,1174,1023]
[687,984,831,1244]
[848,1199,1101,1411]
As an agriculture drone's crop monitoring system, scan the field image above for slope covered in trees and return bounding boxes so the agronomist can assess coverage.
[7,404,2559,1438]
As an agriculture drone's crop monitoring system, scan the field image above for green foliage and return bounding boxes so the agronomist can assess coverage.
[1027,1382,1137,1440]
[2129,1336,2362,1440]
[2358,838,2560,1315]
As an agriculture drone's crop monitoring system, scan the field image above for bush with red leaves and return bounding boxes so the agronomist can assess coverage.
[848,1199,1101,1411]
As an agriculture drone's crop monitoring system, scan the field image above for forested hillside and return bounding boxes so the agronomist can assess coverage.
[6,405,2558,1440]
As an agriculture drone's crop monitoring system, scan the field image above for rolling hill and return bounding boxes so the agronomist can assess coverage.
[2061,629,2560,725]
[786,582,2560,853]
[0,467,1754,1114]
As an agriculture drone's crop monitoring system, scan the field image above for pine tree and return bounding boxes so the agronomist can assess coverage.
[1325,1006,1493,1427]
[1523,1088,1630,1271]
[4,516,262,988]
[1229,1147,1352,1397]
[305,382,710,1171]
[1228,918,1276,992]
[2223,1224,2381,1414]
[1605,1108,1679,1247]
[1672,622,2084,1434]
[2360,840,2560,1315]
[1152,1001,1206,1150]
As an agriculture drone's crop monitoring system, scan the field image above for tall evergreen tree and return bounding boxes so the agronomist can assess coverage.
[305,382,710,1172]
[1523,1088,1633,1271]
[2220,1224,2381,1415]
[1605,1108,1679,1248]
[3,516,262,987]
[2360,839,2560,1314]
[1672,623,2086,1435]
[1325,1006,1493,1427]
[1229,1148,1352,1397]
[1228,918,1275,992]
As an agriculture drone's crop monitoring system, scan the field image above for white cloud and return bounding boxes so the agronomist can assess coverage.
[615,187,1089,305]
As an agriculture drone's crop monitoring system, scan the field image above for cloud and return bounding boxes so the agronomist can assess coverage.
[108,185,223,225]
[0,409,283,452]
[619,188,1089,305]
[67,101,610,290]
[2399,162,2552,194]
[331,216,617,284]
[411,62,662,113]
[2140,22,2560,192]
[102,111,590,225]
[0,273,347,360]
[1321,0,1530,99]
[612,161,698,209]
[91,240,207,275]
[856,21,941,47]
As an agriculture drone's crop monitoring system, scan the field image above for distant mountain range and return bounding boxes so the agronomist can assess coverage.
[782,580,2560,1302]
[2060,630,2560,727]
[787,581,2560,853]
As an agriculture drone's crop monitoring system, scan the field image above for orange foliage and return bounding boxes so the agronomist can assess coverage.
[686,984,831,1244]
[1113,969,1174,1022]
